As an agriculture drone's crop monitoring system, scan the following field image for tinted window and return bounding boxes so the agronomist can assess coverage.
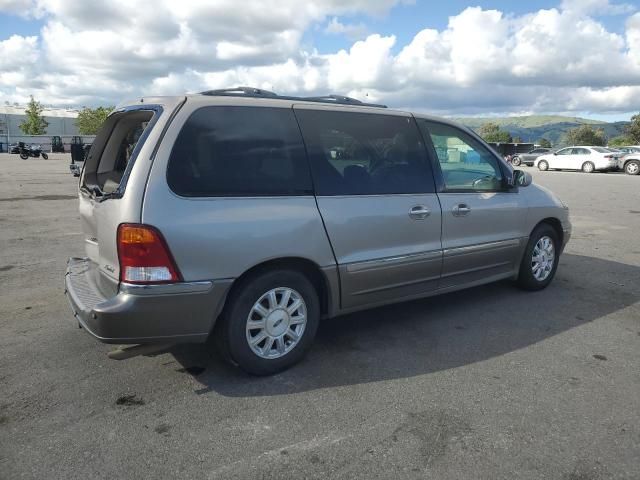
[167,107,312,196]
[591,147,609,153]
[556,148,572,155]
[295,110,434,195]
[418,120,505,191]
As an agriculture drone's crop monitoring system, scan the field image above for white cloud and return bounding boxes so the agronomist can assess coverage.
[324,17,369,40]
[560,0,636,16]
[0,0,639,116]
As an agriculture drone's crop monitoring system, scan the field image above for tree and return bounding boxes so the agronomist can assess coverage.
[19,96,48,135]
[563,125,606,146]
[608,135,633,147]
[624,114,640,143]
[537,138,552,148]
[478,122,512,143]
[76,106,114,135]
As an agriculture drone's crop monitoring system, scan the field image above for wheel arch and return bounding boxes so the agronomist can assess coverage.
[221,257,334,321]
[532,217,563,246]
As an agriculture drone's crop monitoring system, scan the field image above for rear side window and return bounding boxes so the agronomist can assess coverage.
[295,109,435,196]
[167,106,312,197]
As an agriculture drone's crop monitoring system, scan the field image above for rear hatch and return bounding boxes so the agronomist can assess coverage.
[78,96,185,296]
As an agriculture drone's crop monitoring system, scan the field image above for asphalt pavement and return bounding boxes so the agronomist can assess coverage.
[0,154,638,479]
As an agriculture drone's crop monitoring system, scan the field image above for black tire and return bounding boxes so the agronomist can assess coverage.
[41,153,48,160]
[537,160,549,171]
[624,160,640,175]
[511,156,521,166]
[517,224,560,291]
[19,152,28,160]
[215,269,320,375]
[582,161,595,173]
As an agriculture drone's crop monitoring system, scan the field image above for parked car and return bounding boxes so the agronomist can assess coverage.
[511,147,551,167]
[618,153,640,175]
[534,146,618,173]
[612,146,640,155]
[64,88,571,375]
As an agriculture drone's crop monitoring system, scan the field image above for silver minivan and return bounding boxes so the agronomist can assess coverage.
[65,88,571,375]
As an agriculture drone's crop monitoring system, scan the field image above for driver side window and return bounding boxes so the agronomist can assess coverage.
[418,120,504,191]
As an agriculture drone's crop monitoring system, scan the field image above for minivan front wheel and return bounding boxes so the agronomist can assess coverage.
[216,270,320,375]
[537,160,549,171]
[517,224,559,291]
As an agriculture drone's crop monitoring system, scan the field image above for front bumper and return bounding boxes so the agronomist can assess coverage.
[64,257,233,344]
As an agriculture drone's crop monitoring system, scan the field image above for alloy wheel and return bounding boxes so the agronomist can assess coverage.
[531,236,555,281]
[626,161,639,175]
[245,287,307,359]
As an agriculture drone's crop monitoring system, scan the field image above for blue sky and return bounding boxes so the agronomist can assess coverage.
[1,0,639,121]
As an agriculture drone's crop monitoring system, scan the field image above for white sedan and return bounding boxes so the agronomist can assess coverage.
[534,146,619,173]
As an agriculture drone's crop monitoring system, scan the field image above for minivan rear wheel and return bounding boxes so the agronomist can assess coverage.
[517,224,559,291]
[215,269,320,375]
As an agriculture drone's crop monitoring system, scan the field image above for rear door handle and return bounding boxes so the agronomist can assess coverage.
[409,205,431,220]
[452,204,471,216]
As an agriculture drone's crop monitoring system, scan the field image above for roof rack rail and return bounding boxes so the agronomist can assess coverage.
[199,86,387,108]
[302,94,386,108]
[200,87,278,97]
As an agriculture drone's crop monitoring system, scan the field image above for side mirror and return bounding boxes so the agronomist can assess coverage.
[553,152,557,155]
[513,169,532,187]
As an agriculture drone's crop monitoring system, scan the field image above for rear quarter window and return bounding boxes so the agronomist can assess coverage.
[167,106,312,197]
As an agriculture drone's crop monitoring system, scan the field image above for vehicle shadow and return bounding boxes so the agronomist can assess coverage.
[170,253,640,397]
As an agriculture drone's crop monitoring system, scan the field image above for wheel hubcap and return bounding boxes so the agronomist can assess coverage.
[531,236,555,281]
[246,287,307,359]
[584,163,593,172]
[628,163,639,174]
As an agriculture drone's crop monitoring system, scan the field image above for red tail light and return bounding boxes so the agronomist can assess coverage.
[117,224,181,284]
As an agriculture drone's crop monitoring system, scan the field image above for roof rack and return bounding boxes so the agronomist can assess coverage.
[200,87,278,97]
[199,86,387,108]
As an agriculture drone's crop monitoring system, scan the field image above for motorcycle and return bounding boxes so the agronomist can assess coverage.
[18,142,48,160]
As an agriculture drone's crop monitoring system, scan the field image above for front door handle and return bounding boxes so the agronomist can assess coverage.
[452,203,471,216]
[409,205,431,220]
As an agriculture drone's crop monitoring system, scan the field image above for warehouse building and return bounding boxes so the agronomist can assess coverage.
[0,104,92,152]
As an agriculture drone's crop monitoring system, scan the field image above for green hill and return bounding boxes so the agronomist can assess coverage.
[451,115,628,146]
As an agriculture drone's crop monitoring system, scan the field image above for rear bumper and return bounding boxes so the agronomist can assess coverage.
[597,160,618,171]
[64,257,233,344]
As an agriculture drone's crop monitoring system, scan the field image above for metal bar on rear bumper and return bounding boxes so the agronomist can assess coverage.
[119,281,213,295]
